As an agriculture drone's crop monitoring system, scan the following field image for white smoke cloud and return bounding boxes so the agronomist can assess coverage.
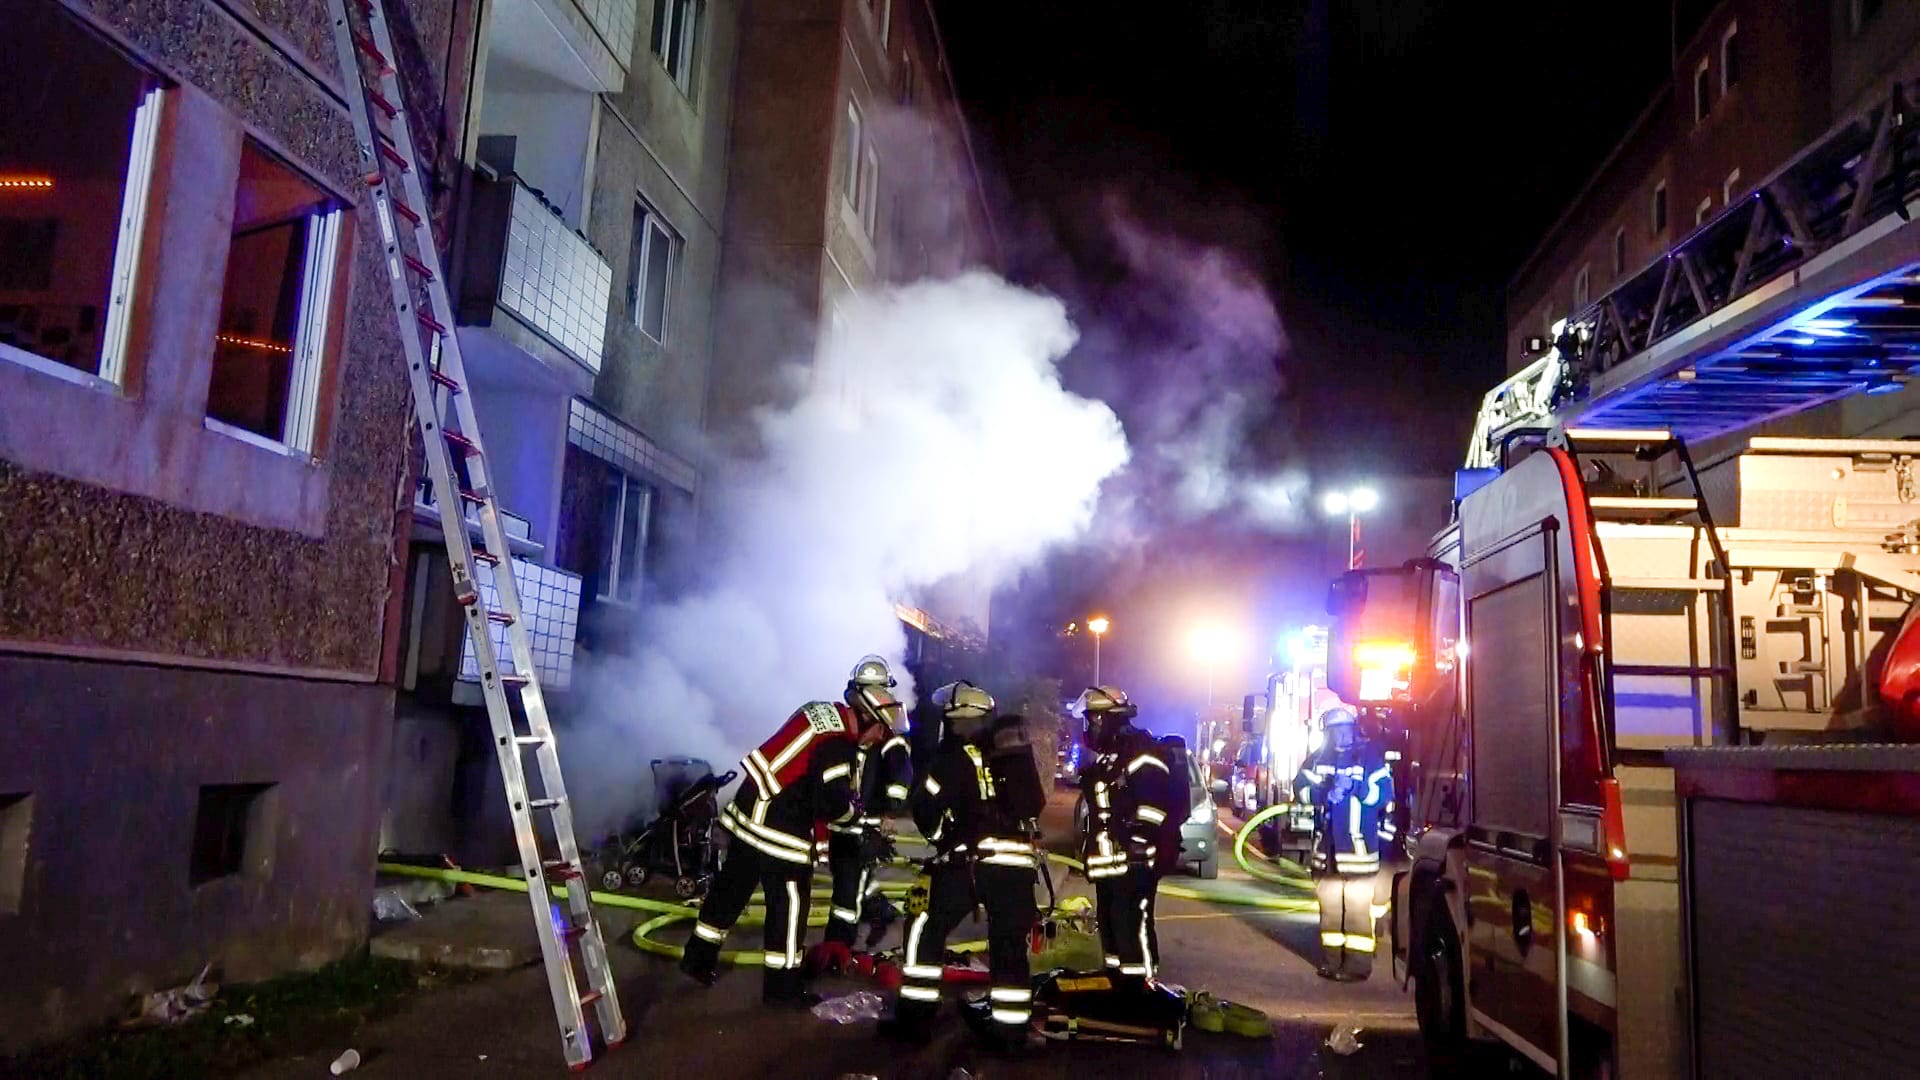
[562,273,1128,833]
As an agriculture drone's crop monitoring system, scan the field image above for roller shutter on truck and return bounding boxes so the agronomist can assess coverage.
[1674,748,1920,1079]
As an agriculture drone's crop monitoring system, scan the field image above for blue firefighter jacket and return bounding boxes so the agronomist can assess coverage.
[1292,738,1394,876]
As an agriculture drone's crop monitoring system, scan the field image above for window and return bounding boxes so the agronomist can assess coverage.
[872,0,891,46]
[628,199,678,342]
[189,783,277,886]
[900,52,916,107]
[597,471,653,604]
[1652,180,1669,234]
[1851,0,1884,36]
[1693,56,1711,124]
[1723,168,1742,206]
[650,0,702,93]
[0,5,163,388]
[1573,264,1591,309]
[844,100,864,204]
[1613,227,1627,276]
[1721,22,1739,93]
[1695,196,1713,226]
[860,147,880,236]
[206,140,343,455]
[0,793,31,915]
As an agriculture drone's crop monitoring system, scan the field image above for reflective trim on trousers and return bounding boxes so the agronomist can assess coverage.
[990,987,1034,1003]
[980,855,1037,869]
[693,921,726,943]
[831,906,859,924]
[901,985,941,1002]
[779,880,802,969]
[1321,932,1376,953]
[991,1008,1032,1025]
[1136,806,1167,825]
[902,964,944,980]
[1138,896,1157,977]
[886,784,910,800]
[1104,955,1121,969]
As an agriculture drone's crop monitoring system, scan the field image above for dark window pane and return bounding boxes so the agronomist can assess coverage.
[642,222,671,339]
[650,0,670,58]
[0,4,148,376]
[1724,32,1739,87]
[617,480,647,604]
[597,471,623,599]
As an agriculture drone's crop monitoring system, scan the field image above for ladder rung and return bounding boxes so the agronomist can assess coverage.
[514,734,547,746]
[427,368,461,393]
[350,31,392,73]
[578,991,603,1007]
[544,860,582,881]
[502,672,530,687]
[388,196,421,225]
[457,487,487,505]
[376,135,410,172]
[487,609,515,625]
[366,86,399,118]
[530,798,563,810]
[443,429,479,455]
[417,310,448,336]
[402,253,434,281]
[471,547,500,567]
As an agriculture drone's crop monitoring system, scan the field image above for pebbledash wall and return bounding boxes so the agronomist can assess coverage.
[0,0,463,1049]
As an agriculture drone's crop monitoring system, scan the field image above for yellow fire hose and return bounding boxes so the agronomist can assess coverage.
[376,812,1317,969]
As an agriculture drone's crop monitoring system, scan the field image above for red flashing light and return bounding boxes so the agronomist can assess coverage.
[1601,777,1630,881]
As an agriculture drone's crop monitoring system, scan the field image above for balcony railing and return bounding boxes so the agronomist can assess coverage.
[459,174,612,374]
[575,0,636,72]
[459,557,581,691]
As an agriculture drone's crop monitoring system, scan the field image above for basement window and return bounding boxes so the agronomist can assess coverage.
[189,782,278,886]
[205,140,343,456]
[0,793,32,915]
[0,5,164,388]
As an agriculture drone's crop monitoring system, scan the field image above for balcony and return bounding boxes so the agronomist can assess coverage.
[458,557,581,693]
[486,0,633,94]
[457,174,613,377]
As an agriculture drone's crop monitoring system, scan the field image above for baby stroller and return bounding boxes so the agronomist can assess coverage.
[594,758,734,900]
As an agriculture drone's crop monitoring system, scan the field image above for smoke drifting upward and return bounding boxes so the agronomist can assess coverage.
[562,274,1128,833]
[1061,202,1306,542]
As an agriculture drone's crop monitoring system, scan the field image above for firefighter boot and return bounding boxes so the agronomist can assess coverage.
[679,940,721,988]
[763,967,822,1009]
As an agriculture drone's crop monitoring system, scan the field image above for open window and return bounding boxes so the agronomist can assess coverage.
[205,140,344,455]
[629,199,678,343]
[596,470,654,605]
[0,4,163,388]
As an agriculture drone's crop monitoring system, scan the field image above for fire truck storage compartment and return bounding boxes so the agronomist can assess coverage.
[1669,746,1920,1079]
[1683,438,1920,536]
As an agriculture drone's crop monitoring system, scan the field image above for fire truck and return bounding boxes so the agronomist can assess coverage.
[1239,626,1341,863]
[1318,75,1920,1077]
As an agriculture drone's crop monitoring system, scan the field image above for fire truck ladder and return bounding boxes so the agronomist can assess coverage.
[1557,428,1740,756]
[325,0,625,1067]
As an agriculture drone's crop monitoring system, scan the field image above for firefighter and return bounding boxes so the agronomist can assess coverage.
[679,665,897,1005]
[814,655,913,967]
[884,682,1047,1051]
[1076,685,1182,985]
[1293,705,1393,980]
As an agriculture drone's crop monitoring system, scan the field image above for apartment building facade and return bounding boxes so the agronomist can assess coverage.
[383,0,737,861]
[0,0,469,1047]
[1507,0,1920,449]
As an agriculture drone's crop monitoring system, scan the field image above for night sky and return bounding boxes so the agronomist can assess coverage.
[933,0,1695,713]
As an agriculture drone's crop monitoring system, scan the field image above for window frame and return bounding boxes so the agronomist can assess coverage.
[1612,226,1627,277]
[1693,56,1711,125]
[1722,167,1742,206]
[860,146,880,237]
[844,99,864,206]
[1573,264,1591,310]
[876,0,891,47]
[651,0,702,94]
[628,197,678,344]
[1720,21,1739,94]
[0,76,166,393]
[1652,180,1669,234]
[1694,195,1713,226]
[204,139,346,458]
[595,471,653,606]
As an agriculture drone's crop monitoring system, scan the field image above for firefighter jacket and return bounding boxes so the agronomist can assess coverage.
[1292,739,1393,876]
[828,732,914,837]
[721,702,862,865]
[1082,727,1181,880]
[910,729,1041,871]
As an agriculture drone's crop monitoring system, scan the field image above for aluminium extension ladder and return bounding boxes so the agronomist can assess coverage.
[325,0,626,1067]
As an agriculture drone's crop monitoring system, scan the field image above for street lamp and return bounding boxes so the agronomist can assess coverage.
[1322,486,1380,570]
[1087,616,1110,685]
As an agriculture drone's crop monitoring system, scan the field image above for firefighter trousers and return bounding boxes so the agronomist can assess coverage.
[824,829,873,948]
[1095,865,1161,979]
[682,837,814,1000]
[898,860,1037,1037]
[1314,870,1387,979]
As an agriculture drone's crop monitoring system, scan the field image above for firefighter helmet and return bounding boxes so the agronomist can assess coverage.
[1076,685,1139,753]
[931,681,994,740]
[1319,706,1357,729]
[845,654,903,731]
[848,654,896,689]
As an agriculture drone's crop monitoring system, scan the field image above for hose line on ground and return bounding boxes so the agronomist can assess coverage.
[1227,804,1317,889]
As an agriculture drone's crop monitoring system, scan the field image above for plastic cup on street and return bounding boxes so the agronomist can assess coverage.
[330,1049,361,1075]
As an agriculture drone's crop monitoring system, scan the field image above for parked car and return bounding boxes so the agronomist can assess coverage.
[1227,739,1268,816]
[1073,738,1219,879]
